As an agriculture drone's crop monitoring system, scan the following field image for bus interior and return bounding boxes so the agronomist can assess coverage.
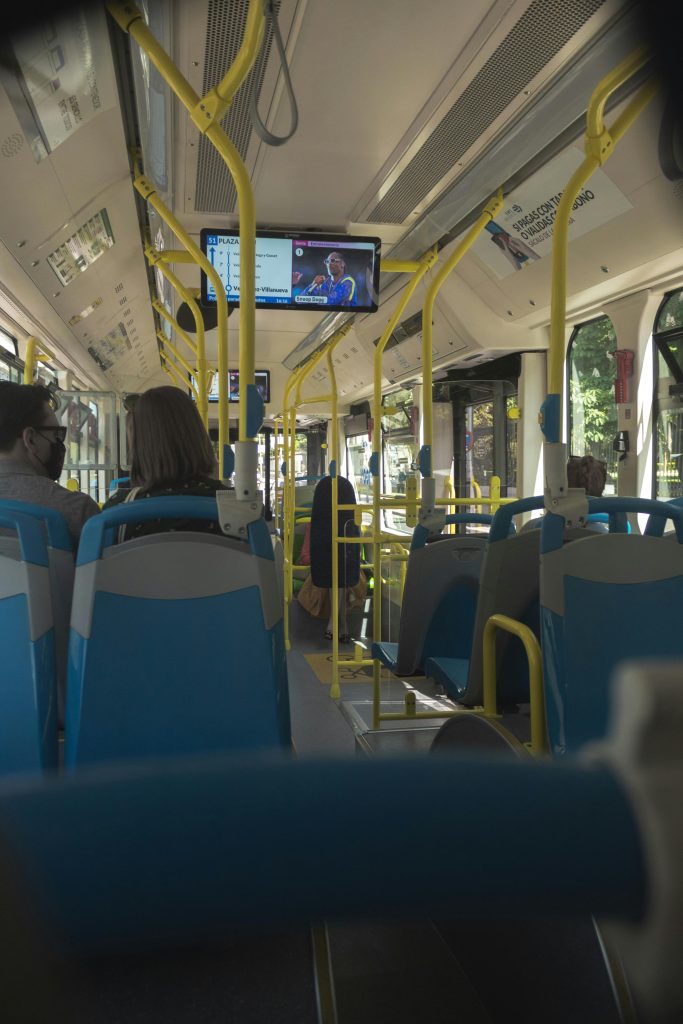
[0,1,682,1021]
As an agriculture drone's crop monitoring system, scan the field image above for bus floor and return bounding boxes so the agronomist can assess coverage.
[286,597,532,759]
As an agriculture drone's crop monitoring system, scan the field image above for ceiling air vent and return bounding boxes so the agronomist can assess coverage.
[373,309,429,351]
[365,0,605,224]
[194,0,281,213]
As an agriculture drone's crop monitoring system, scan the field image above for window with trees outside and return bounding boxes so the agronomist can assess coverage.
[653,289,683,499]
[567,316,618,494]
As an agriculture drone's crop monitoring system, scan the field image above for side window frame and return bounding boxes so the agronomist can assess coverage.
[652,289,683,500]
[565,314,618,493]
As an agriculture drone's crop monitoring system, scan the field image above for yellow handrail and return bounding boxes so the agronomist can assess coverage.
[109,0,265,495]
[23,337,56,384]
[282,326,352,650]
[134,176,230,474]
[548,47,655,400]
[371,249,437,722]
[482,614,545,756]
[146,250,207,423]
[421,190,503,510]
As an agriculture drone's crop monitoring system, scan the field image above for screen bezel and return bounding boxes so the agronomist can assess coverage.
[199,229,381,313]
[205,369,271,404]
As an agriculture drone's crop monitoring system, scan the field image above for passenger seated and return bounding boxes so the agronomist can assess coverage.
[0,381,99,547]
[103,386,229,541]
[566,453,607,496]
[521,454,607,531]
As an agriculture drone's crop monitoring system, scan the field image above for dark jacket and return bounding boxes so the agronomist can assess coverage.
[310,475,360,589]
[103,475,229,541]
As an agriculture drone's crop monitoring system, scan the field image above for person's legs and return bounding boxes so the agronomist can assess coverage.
[325,590,344,638]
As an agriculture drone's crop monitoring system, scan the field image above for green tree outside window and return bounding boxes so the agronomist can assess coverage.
[568,316,618,493]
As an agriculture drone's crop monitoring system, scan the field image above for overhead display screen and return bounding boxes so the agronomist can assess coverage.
[199,370,270,404]
[200,230,381,312]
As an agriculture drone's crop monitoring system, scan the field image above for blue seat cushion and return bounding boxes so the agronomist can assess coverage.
[424,657,470,700]
[372,641,400,671]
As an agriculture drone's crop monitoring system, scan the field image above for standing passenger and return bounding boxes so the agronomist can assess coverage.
[103,386,229,541]
[309,474,361,642]
[0,382,99,547]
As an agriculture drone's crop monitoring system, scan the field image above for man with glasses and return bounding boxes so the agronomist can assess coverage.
[0,382,99,547]
[299,251,356,306]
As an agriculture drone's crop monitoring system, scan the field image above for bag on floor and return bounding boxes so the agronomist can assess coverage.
[297,574,330,618]
[347,569,368,609]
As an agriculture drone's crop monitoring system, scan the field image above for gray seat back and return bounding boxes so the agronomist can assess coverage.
[462,525,592,706]
[393,535,487,676]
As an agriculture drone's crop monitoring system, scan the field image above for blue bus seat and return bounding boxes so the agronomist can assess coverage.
[425,497,590,705]
[541,496,683,755]
[0,500,73,723]
[0,507,58,774]
[644,495,683,537]
[65,497,290,768]
[372,514,494,678]
[108,477,131,497]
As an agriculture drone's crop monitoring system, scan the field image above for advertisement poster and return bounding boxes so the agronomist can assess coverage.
[88,322,131,372]
[47,209,114,286]
[10,7,113,160]
[472,147,632,279]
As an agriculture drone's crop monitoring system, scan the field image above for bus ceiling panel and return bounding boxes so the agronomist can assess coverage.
[250,0,500,232]
[448,93,683,324]
[387,1,645,263]
[173,0,303,228]
[0,3,126,247]
[11,175,159,393]
[0,243,108,392]
[174,0,501,232]
[47,107,132,215]
[458,186,683,323]
[0,84,73,252]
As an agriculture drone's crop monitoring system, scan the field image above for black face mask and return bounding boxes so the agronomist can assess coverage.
[35,437,66,481]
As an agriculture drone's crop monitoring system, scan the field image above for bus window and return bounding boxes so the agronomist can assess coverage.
[567,317,618,494]
[381,390,417,534]
[346,435,373,505]
[653,289,683,499]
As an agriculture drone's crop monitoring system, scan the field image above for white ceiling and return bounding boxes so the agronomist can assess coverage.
[0,0,680,421]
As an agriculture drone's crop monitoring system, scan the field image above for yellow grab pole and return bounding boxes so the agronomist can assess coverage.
[273,418,282,533]
[328,345,341,699]
[23,337,56,384]
[482,614,545,755]
[380,260,423,274]
[281,361,309,644]
[152,301,198,359]
[490,475,501,515]
[548,47,654,400]
[371,249,437,729]
[200,0,266,117]
[318,330,352,701]
[203,124,256,449]
[194,0,265,455]
[282,358,317,648]
[147,250,207,422]
[23,337,37,383]
[420,190,503,511]
[134,176,230,476]
[162,357,193,393]
[282,329,351,652]
[157,333,196,381]
[107,4,200,110]
[152,300,198,359]
[110,0,265,491]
